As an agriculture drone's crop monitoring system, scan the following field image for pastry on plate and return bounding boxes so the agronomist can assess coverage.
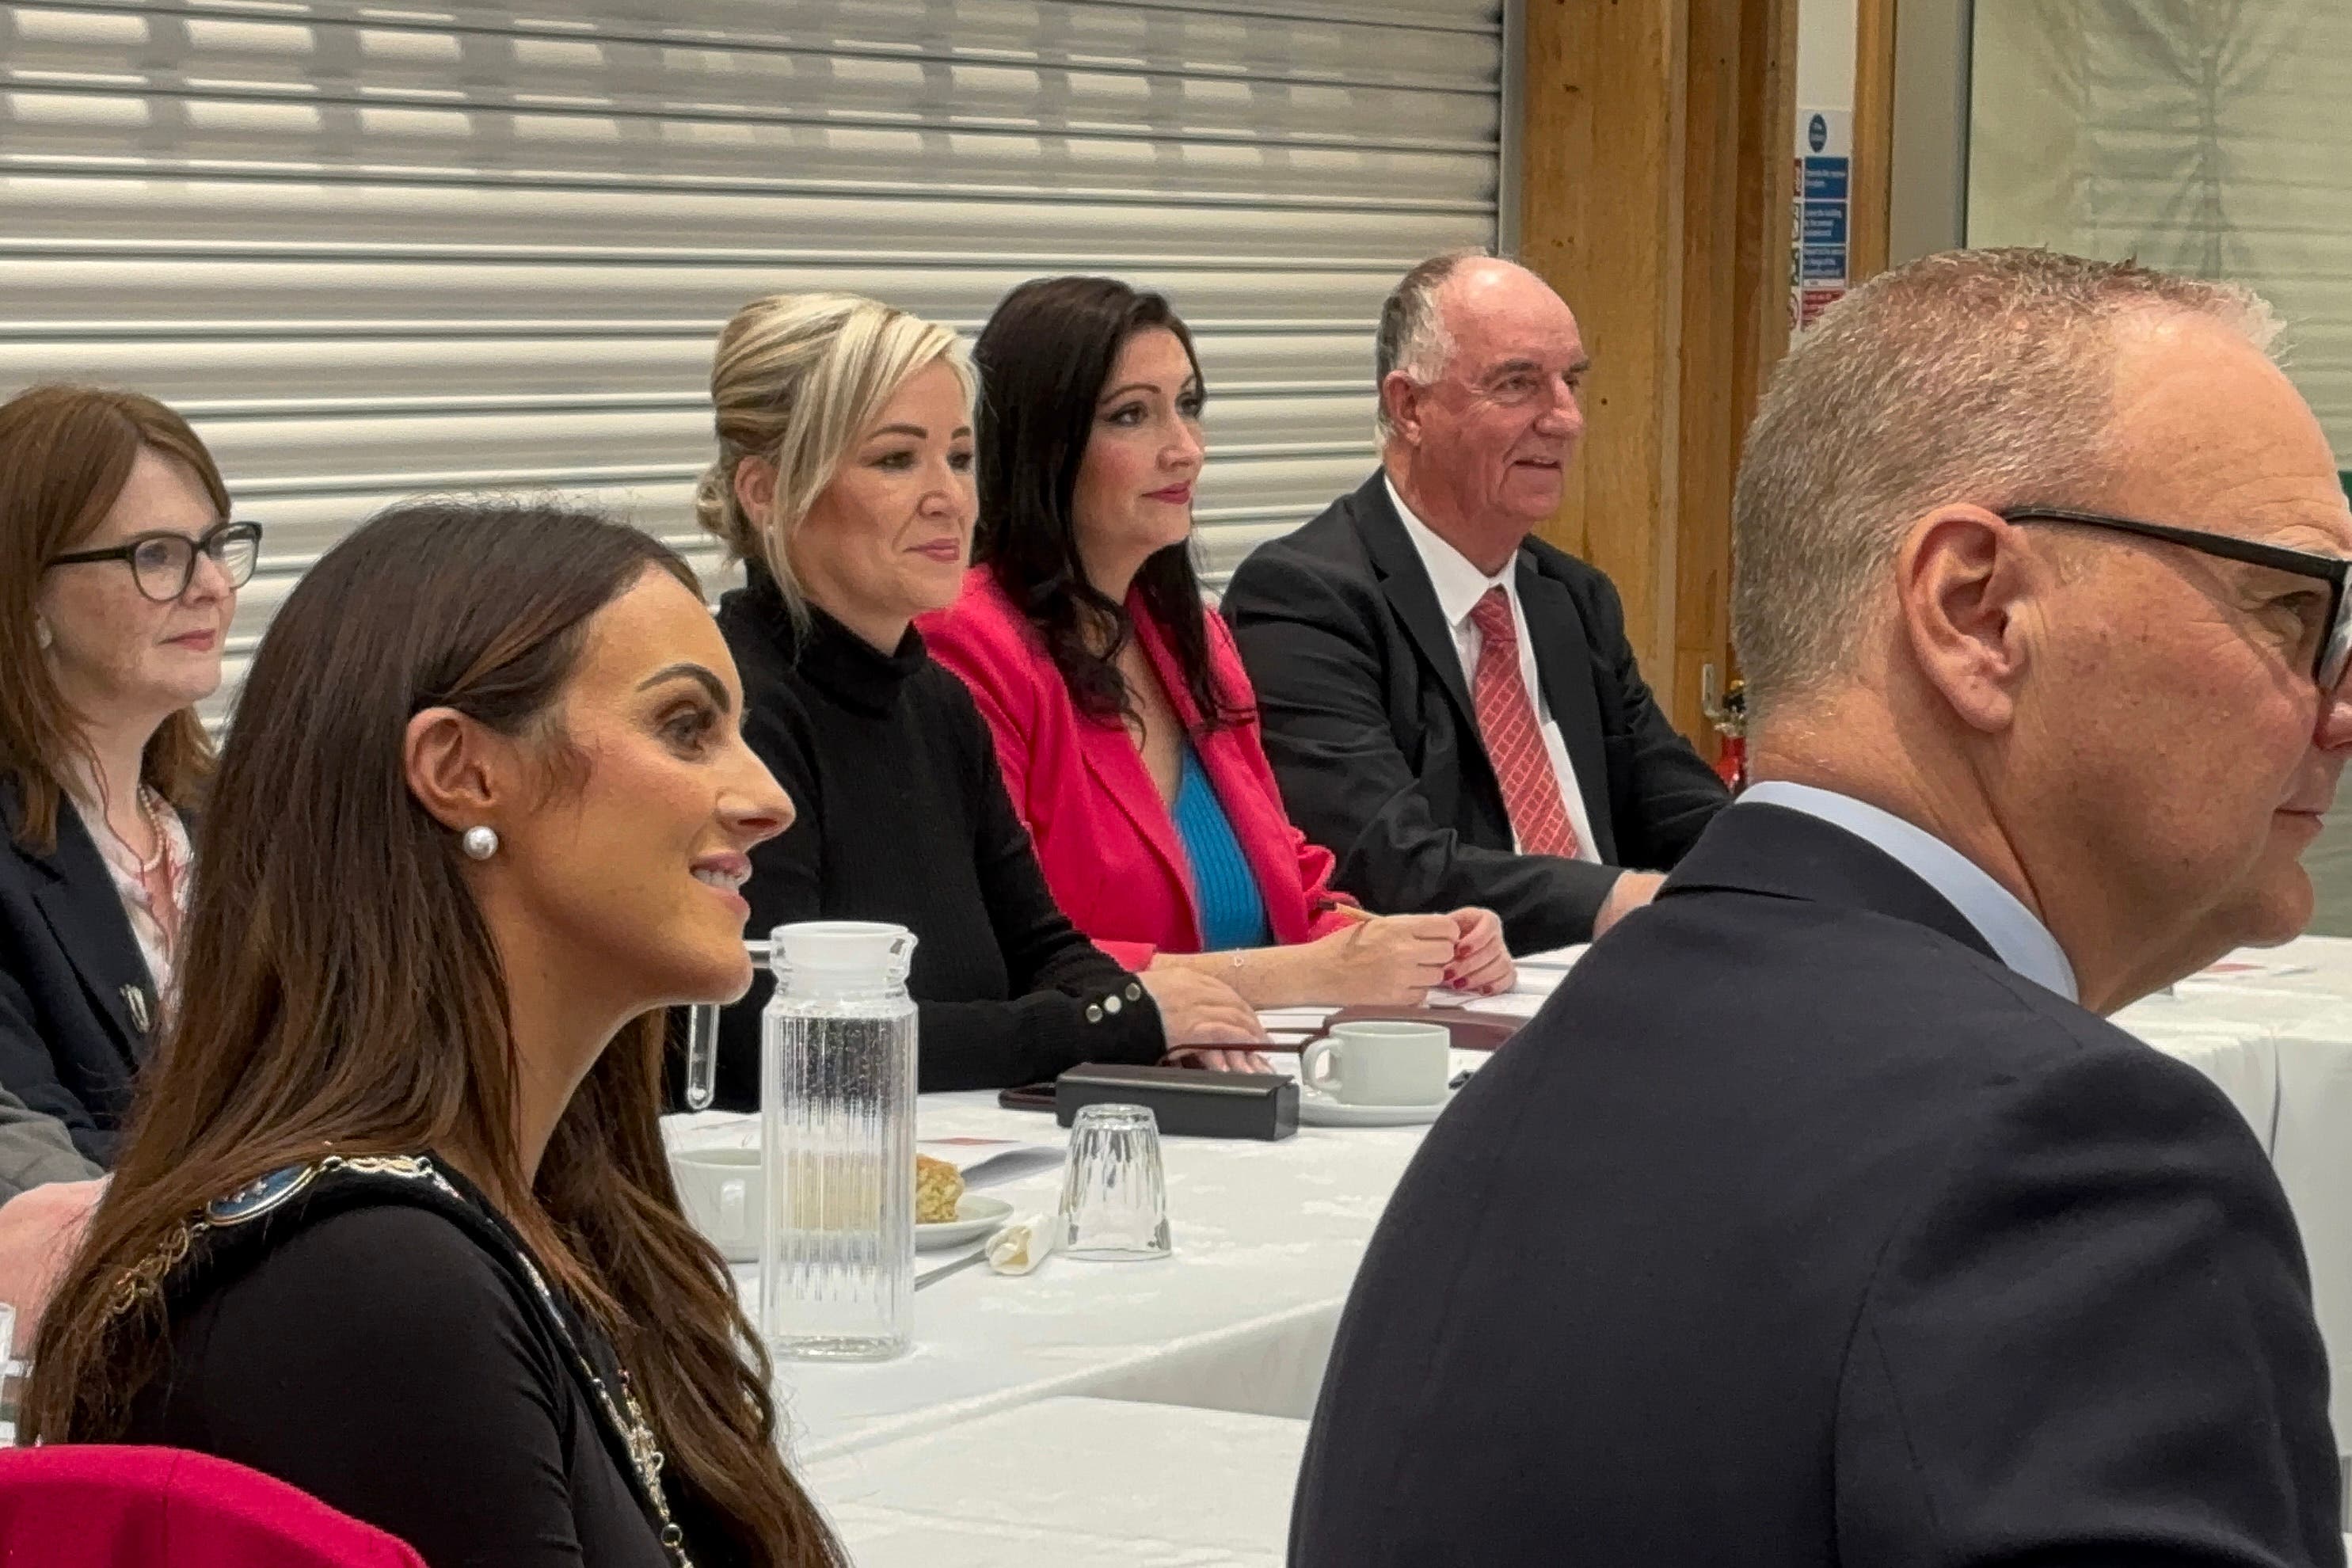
[915,1152,964,1224]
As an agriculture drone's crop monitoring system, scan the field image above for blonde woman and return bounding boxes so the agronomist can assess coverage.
[699,292,1265,1102]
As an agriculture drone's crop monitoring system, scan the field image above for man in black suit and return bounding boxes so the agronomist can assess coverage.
[1291,249,2350,1565]
[1224,253,1728,952]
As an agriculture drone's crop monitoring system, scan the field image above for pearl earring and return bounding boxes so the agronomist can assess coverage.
[35,618,52,651]
[461,825,499,861]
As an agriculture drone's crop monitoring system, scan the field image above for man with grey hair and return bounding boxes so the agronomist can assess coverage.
[1224,252,1727,953]
[1292,249,2348,1565]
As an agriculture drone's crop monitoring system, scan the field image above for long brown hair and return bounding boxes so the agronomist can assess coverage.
[0,384,227,852]
[25,499,843,1568]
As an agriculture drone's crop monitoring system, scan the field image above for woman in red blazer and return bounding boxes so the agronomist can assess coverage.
[923,276,1511,1008]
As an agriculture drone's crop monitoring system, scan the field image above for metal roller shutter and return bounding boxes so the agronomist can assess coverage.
[0,0,1513,714]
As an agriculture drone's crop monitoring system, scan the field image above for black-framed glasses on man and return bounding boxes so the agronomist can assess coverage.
[2001,506,2352,693]
[44,519,264,604]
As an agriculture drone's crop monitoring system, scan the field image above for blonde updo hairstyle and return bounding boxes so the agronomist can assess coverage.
[696,291,975,615]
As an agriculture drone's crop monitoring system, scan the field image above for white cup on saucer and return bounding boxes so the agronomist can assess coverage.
[1299,1021,1452,1107]
[671,1146,761,1263]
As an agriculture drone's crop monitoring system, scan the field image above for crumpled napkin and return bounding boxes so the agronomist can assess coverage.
[984,1212,1060,1275]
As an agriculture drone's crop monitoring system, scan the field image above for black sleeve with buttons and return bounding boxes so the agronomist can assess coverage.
[709,575,1168,1106]
[939,701,1169,1089]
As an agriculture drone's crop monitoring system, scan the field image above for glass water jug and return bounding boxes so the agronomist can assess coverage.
[759,920,919,1361]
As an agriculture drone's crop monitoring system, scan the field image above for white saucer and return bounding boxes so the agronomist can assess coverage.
[917,1194,1014,1250]
[1296,1088,1456,1128]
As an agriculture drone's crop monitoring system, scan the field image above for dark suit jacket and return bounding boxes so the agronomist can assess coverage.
[1223,472,1729,952]
[0,778,162,1164]
[1292,802,2342,1567]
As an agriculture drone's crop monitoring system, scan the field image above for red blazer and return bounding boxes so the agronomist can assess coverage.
[922,569,1357,968]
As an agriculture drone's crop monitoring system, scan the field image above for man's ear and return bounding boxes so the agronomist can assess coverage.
[1380,371,1426,447]
[403,706,512,835]
[733,455,778,532]
[1897,505,2038,735]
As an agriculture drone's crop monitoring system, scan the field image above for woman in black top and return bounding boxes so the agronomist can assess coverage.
[696,290,1266,1103]
[26,501,843,1568]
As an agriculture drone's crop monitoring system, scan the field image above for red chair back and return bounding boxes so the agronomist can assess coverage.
[0,1445,428,1567]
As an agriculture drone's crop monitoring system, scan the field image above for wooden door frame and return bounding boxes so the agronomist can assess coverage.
[1516,0,1797,755]
[1852,0,1898,280]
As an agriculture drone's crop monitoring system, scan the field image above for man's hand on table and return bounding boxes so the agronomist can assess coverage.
[1593,871,1667,938]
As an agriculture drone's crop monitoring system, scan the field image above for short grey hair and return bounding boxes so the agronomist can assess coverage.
[1731,247,2281,722]
[1373,247,1489,442]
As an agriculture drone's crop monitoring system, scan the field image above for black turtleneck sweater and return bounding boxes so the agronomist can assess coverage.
[710,565,1165,1105]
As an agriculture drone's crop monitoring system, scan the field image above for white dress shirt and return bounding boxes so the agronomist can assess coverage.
[1737,781,2080,1002]
[1388,478,1600,863]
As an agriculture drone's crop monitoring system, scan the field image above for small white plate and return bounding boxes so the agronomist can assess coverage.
[1296,1088,1456,1128]
[917,1193,1014,1250]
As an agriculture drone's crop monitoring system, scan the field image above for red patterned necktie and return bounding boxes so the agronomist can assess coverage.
[1467,585,1581,858]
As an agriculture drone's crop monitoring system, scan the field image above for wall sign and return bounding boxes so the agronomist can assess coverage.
[1791,108,1852,329]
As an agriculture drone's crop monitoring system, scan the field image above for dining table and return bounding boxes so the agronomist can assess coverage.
[803,1398,1305,1566]
[665,935,2352,1562]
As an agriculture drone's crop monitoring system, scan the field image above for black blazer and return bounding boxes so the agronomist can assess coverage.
[1292,802,2342,1567]
[0,778,161,1164]
[1223,472,1729,951]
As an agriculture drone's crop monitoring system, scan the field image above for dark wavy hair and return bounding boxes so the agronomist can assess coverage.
[973,275,1245,732]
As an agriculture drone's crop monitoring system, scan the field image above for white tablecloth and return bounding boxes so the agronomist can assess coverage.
[668,1066,1470,1461]
[807,1398,1305,1566]
[673,936,2352,1558]
[2114,938,2352,1441]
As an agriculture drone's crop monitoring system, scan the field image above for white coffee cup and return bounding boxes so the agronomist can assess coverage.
[671,1146,761,1263]
[1299,1021,1452,1106]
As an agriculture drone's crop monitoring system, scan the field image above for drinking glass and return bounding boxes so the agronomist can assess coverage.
[0,1300,20,1447]
[682,1002,721,1111]
[683,938,770,1111]
[1058,1103,1172,1261]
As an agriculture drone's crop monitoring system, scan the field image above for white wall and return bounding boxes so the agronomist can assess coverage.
[1968,1,2352,464]
[1797,0,1858,112]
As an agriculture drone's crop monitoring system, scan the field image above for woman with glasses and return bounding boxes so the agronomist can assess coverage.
[0,384,260,1164]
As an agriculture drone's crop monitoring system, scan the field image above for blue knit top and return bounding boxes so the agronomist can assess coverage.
[1170,740,1272,952]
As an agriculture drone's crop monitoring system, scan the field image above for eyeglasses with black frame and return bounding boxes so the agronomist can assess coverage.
[44,519,264,604]
[2001,506,2352,693]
